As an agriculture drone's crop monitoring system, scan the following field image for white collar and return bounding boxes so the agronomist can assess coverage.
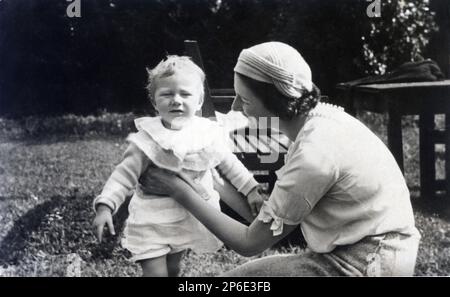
[134,116,227,160]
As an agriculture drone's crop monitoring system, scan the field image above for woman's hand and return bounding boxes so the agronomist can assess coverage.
[139,167,188,197]
[139,167,211,201]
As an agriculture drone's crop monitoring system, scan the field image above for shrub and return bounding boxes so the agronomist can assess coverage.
[362,0,439,74]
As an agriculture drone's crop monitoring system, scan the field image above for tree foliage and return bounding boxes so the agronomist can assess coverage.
[362,0,439,75]
[0,0,441,117]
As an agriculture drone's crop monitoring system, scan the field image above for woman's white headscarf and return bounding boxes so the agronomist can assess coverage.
[234,42,313,98]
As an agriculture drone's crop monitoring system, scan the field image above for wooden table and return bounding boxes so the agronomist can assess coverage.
[336,80,450,199]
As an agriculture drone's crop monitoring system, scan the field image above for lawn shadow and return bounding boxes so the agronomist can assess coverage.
[0,193,307,267]
[0,195,131,266]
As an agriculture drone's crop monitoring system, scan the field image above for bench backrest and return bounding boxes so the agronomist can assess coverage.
[184,40,217,119]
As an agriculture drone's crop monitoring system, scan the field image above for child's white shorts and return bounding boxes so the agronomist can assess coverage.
[121,192,223,262]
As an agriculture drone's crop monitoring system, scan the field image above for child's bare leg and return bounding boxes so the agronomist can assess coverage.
[167,250,185,277]
[139,256,168,277]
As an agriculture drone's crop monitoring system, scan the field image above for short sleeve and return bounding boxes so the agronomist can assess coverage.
[258,143,339,236]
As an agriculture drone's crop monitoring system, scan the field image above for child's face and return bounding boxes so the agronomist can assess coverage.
[153,72,203,130]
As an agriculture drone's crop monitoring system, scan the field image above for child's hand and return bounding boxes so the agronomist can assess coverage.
[246,186,268,218]
[93,204,116,243]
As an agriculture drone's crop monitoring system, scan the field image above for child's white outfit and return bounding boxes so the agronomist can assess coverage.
[94,116,258,261]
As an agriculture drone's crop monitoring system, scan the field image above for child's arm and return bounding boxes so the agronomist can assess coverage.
[94,142,150,215]
[216,152,265,217]
[216,152,259,195]
[93,142,149,242]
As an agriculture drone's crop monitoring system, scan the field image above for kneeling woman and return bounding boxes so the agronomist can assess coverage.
[141,42,420,276]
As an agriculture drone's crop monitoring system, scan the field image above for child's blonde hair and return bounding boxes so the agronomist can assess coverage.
[146,55,206,104]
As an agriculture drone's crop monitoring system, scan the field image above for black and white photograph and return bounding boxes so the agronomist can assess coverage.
[0,0,449,280]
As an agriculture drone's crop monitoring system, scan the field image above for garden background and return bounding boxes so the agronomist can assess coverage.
[0,0,450,276]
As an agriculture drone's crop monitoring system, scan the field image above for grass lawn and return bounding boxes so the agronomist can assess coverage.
[0,112,449,276]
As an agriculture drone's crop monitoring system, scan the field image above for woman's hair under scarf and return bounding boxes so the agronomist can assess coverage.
[234,42,313,98]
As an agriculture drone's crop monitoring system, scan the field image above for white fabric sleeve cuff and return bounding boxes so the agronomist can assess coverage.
[257,200,302,236]
[93,195,117,215]
[238,178,260,196]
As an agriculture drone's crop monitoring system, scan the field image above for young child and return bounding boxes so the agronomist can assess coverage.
[92,56,265,277]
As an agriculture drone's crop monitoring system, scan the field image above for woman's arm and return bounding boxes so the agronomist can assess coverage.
[215,153,265,218]
[213,174,255,223]
[173,180,297,256]
[140,168,297,256]
[94,143,150,215]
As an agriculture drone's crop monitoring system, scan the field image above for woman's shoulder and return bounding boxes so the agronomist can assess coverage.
[300,103,373,146]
